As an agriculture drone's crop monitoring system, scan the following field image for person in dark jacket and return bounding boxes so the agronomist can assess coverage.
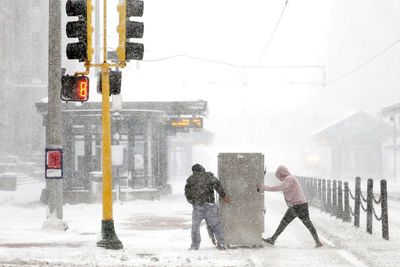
[185,164,230,250]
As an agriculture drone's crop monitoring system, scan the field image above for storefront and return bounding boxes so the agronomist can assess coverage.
[36,100,208,201]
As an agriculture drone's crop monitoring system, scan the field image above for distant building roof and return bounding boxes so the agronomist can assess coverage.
[382,103,400,117]
[36,100,208,117]
[313,110,392,144]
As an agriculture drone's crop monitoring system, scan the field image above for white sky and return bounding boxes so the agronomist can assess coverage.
[60,0,400,174]
[76,0,398,114]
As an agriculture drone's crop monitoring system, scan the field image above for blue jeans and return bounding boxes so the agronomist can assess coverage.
[191,203,225,249]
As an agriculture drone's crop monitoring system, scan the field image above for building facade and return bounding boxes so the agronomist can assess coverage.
[0,0,48,157]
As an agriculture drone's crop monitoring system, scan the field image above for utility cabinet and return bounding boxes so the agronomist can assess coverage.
[218,153,264,247]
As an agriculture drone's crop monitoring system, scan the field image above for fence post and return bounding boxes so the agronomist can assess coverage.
[322,179,327,212]
[308,178,314,205]
[318,178,322,208]
[337,180,343,219]
[327,180,331,214]
[309,178,313,203]
[343,182,351,222]
[354,177,361,227]
[313,178,318,206]
[306,178,311,205]
[304,177,311,202]
[332,180,337,217]
[366,178,373,234]
[380,179,389,240]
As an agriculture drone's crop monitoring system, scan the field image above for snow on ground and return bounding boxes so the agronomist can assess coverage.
[0,178,400,266]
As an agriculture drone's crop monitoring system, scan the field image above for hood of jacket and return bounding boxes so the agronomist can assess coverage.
[275,165,290,181]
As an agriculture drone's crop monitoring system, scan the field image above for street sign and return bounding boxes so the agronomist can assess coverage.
[168,117,203,128]
[45,149,63,179]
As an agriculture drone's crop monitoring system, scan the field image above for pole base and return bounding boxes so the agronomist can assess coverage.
[97,220,123,250]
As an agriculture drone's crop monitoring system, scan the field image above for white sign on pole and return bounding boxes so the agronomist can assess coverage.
[112,145,124,166]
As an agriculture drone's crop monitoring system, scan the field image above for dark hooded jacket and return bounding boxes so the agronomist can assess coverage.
[184,170,226,205]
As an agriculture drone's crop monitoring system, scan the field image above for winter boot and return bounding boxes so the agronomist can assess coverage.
[262,237,275,246]
[315,241,323,248]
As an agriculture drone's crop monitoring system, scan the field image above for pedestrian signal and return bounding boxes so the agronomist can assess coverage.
[61,75,90,102]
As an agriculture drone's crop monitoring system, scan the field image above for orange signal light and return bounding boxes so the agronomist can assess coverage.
[77,78,89,100]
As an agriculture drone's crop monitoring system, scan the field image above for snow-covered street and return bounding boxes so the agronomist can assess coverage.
[0,178,399,267]
[2,1,400,266]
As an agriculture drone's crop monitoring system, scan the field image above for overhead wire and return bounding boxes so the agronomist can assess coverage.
[307,37,400,104]
[257,0,290,65]
[326,37,400,85]
[139,53,324,86]
[129,22,400,99]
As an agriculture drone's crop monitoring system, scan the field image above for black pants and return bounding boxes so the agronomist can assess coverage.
[271,203,320,244]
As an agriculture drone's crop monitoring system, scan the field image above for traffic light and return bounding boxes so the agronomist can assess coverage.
[97,70,122,95]
[61,75,90,102]
[65,0,93,62]
[117,0,144,63]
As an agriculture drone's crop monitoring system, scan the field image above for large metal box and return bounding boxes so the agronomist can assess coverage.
[218,153,264,247]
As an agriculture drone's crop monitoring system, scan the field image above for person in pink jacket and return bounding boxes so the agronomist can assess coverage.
[257,165,323,248]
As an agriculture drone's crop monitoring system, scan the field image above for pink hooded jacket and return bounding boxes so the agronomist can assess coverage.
[265,166,306,206]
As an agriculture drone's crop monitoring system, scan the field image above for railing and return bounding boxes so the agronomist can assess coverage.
[297,176,389,240]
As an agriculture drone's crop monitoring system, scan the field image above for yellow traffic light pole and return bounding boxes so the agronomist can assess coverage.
[74,0,127,250]
[96,0,123,250]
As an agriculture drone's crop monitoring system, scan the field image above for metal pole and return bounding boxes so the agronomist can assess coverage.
[337,181,343,219]
[97,0,123,250]
[332,180,337,217]
[327,180,331,214]
[366,179,373,234]
[95,0,100,66]
[46,0,63,221]
[318,178,322,208]
[313,178,317,206]
[354,177,361,227]
[343,182,351,222]
[381,179,389,240]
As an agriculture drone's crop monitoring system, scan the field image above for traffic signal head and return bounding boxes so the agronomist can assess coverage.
[117,0,144,63]
[65,0,93,62]
[61,75,89,102]
[97,70,122,96]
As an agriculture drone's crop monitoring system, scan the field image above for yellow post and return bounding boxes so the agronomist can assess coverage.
[86,0,94,63]
[116,0,126,66]
[96,0,123,250]
[101,65,112,221]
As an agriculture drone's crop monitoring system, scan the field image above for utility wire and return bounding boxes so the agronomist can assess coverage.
[326,37,400,85]
[143,53,322,70]
[257,0,290,65]
[143,54,237,68]
[307,38,400,105]
[140,53,323,86]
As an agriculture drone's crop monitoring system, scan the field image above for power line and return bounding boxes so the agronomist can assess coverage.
[257,0,290,65]
[327,37,400,85]
[139,53,323,85]
[307,37,400,105]
[143,54,237,68]
[142,53,322,70]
